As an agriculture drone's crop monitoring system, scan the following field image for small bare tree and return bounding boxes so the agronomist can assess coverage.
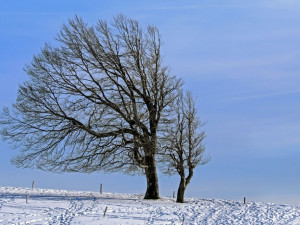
[160,91,208,203]
[0,15,182,199]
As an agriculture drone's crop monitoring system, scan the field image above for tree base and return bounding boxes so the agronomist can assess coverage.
[144,189,160,199]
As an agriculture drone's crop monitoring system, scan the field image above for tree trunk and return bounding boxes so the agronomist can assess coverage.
[144,155,160,199]
[176,177,186,203]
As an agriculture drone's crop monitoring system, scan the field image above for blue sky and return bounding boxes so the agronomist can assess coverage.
[1,0,300,204]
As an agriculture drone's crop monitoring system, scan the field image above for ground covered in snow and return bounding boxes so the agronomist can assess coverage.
[1,186,300,224]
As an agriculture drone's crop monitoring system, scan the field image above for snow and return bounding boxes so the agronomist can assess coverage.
[1,186,300,224]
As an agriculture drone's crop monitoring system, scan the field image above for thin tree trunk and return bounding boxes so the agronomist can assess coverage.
[177,169,193,203]
[144,155,160,199]
[176,177,186,203]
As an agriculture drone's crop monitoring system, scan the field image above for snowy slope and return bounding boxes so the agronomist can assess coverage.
[1,186,300,224]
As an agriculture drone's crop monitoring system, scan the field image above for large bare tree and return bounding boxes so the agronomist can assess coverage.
[0,15,182,199]
[160,91,208,203]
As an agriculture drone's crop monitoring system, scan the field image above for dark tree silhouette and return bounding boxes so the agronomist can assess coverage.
[0,15,182,199]
[160,91,208,203]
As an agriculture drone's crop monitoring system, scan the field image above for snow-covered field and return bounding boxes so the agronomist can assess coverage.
[1,186,300,224]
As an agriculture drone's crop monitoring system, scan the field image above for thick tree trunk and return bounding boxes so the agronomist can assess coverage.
[144,155,160,199]
[176,177,186,203]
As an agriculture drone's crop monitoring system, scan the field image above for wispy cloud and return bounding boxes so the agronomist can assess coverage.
[171,53,298,79]
[222,89,300,102]
[0,12,74,16]
[199,53,295,71]
[158,5,201,10]
[261,0,300,10]
[157,3,257,11]
[222,28,300,42]
[155,0,300,12]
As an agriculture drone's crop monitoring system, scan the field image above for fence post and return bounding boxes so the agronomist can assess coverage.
[100,184,102,194]
[32,180,34,189]
[26,194,28,204]
[103,206,108,217]
[173,191,175,198]
[244,197,246,204]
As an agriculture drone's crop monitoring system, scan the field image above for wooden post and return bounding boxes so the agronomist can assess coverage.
[244,197,246,204]
[103,206,108,217]
[26,194,28,204]
[100,184,102,194]
[173,191,175,198]
[32,180,34,189]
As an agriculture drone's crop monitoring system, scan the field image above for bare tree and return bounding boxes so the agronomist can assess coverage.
[0,15,182,199]
[160,91,208,203]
